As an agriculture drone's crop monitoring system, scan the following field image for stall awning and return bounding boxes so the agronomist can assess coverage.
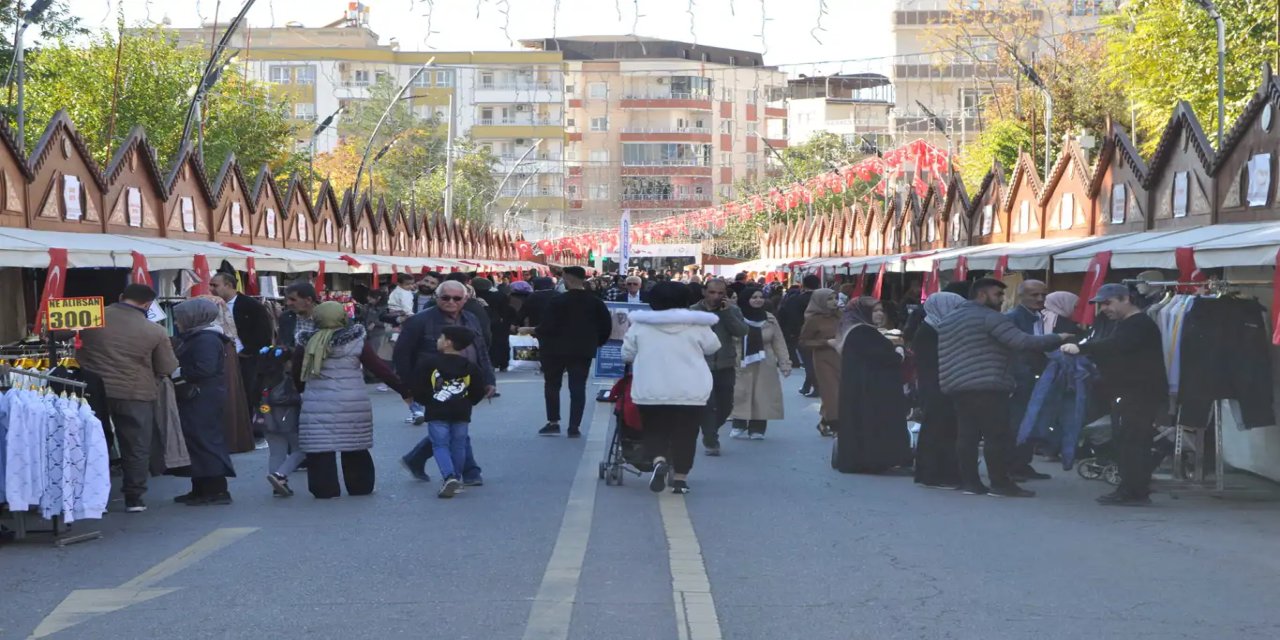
[903,244,1001,272]
[960,235,1128,271]
[733,258,797,273]
[0,229,260,270]
[1053,224,1280,272]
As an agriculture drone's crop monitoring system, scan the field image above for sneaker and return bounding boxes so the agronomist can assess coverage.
[376,384,390,393]
[1011,466,1051,481]
[254,438,269,450]
[438,477,461,499]
[729,428,748,440]
[567,426,582,439]
[463,477,484,487]
[671,480,690,495]
[186,492,233,506]
[268,473,294,497]
[538,423,561,436]
[988,484,1036,498]
[125,497,147,513]
[412,415,427,426]
[399,455,430,482]
[960,484,990,496]
[1097,490,1151,506]
[798,387,813,396]
[704,446,721,457]
[749,433,765,441]
[649,460,670,492]
[172,492,197,504]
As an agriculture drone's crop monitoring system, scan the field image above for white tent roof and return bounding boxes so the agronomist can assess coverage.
[960,235,1128,271]
[1053,224,1280,272]
[903,244,1003,272]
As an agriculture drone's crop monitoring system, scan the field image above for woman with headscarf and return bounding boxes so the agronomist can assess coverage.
[195,294,255,454]
[727,287,792,440]
[799,289,842,437]
[833,297,913,474]
[1040,291,1081,336]
[912,292,965,488]
[293,301,411,499]
[171,299,237,506]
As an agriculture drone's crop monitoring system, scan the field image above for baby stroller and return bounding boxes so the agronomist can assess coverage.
[1075,417,1191,485]
[598,374,654,486]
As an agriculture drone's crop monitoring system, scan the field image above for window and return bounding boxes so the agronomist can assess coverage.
[967,36,998,62]
[623,143,712,166]
[721,87,733,102]
[720,152,731,167]
[746,123,758,137]
[374,71,391,84]
[266,208,278,238]
[412,72,431,88]
[1172,171,1189,218]
[434,70,455,87]
[565,146,578,162]
[588,82,608,99]
[1060,193,1075,229]
[728,56,737,66]
[567,184,579,198]
[353,69,370,85]
[565,84,576,95]
[1110,184,1126,223]
[589,149,609,164]
[590,183,610,200]
[1247,153,1272,207]
[746,154,758,170]
[480,107,494,123]
[269,65,291,84]
[746,89,759,103]
[296,66,316,85]
[590,116,609,132]
[480,72,494,88]
[566,117,576,128]
[720,185,733,199]
[960,89,991,113]
[294,103,316,119]
[720,120,734,135]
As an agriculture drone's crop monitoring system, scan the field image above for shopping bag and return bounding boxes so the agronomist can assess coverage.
[509,335,541,371]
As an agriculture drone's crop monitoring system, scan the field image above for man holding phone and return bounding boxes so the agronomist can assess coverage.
[691,278,748,456]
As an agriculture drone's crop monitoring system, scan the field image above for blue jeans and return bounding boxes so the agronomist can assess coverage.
[405,434,483,482]
[428,421,470,480]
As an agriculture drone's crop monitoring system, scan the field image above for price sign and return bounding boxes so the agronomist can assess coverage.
[45,296,105,330]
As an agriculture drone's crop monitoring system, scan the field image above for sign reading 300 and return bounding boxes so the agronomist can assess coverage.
[45,296,106,330]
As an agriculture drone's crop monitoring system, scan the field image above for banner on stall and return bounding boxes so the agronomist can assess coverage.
[45,296,105,330]
[594,301,648,378]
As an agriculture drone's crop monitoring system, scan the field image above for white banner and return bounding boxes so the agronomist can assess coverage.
[126,187,142,227]
[1248,153,1272,207]
[619,209,632,268]
[63,175,82,221]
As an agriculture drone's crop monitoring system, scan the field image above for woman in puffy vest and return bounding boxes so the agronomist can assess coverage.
[293,301,410,499]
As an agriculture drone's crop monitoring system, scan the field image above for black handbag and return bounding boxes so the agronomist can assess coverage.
[172,377,200,402]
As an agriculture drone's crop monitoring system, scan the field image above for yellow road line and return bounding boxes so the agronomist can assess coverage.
[661,493,723,640]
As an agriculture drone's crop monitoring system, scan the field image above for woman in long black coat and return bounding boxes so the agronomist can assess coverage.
[833,297,913,474]
[912,292,965,487]
[172,298,237,506]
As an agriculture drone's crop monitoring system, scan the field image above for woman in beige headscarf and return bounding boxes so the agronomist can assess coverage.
[798,289,842,436]
[195,294,255,454]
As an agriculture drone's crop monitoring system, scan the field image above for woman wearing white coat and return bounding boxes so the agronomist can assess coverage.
[622,281,721,494]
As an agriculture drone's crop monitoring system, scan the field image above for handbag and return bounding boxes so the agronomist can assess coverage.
[172,377,200,402]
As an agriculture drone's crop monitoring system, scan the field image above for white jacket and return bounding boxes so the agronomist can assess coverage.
[388,286,415,317]
[622,309,721,406]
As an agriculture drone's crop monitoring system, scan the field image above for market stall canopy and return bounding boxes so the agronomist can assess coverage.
[733,257,798,273]
[960,236,1128,271]
[0,228,256,270]
[904,244,1003,272]
[1054,223,1280,272]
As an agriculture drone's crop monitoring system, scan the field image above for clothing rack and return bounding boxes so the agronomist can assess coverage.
[0,365,88,389]
[1117,279,1279,499]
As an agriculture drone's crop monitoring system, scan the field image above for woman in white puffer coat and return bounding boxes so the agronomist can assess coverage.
[622,281,721,495]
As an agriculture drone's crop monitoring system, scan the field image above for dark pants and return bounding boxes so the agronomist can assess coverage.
[405,436,483,482]
[798,347,818,392]
[732,419,767,434]
[1114,395,1161,498]
[491,330,511,370]
[191,476,229,497]
[109,398,158,500]
[239,355,261,438]
[639,405,701,475]
[305,450,376,499]
[1009,384,1038,471]
[542,355,592,428]
[784,334,801,378]
[701,368,737,446]
[953,391,1015,489]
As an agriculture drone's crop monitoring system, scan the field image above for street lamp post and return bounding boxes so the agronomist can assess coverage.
[1190,0,1226,147]
[179,0,256,156]
[352,59,435,202]
[309,107,344,186]
[7,0,54,153]
[1010,49,1052,180]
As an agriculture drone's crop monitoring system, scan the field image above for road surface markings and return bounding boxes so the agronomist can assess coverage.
[29,526,258,639]
[521,386,611,640]
[661,493,723,640]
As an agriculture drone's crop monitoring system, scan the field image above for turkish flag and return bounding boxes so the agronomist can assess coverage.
[371,264,380,285]
[1174,246,1207,293]
[191,254,211,296]
[993,255,1009,281]
[872,262,888,299]
[853,265,868,297]
[1073,251,1112,325]
[315,260,327,295]
[34,248,68,332]
[130,251,152,287]
[245,257,260,295]
[954,256,970,283]
[923,259,941,301]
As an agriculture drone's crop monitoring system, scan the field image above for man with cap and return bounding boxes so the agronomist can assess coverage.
[536,266,612,437]
[1061,283,1167,506]
[1005,279,1054,482]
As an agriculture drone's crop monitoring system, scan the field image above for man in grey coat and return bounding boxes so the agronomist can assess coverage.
[691,278,748,456]
[936,278,1067,498]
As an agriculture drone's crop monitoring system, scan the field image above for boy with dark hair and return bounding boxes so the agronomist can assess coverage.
[417,326,487,498]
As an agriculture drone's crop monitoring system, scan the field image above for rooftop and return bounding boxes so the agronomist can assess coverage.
[519,35,771,67]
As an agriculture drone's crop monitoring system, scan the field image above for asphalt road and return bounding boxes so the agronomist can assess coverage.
[5,370,1280,640]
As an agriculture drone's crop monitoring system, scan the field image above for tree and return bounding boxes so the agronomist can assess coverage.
[0,0,86,96]
[22,26,304,182]
[957,117,1033,191]
[1103,0,1280,153]
[312,75,497,222]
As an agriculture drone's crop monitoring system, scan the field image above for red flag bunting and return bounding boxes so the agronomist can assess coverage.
[191,255,211,296]
[1073,251,1112,325]
[1174,247,1207,293]
[315,260,326,295]
[872,262,888,299]
[993,255,1009,281]
[130,251,152,287]
[245,257,260,296]
[954,256,969,283]
[34,248,68,332]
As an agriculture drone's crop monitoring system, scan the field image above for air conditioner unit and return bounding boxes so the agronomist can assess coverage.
[515,138,527,145]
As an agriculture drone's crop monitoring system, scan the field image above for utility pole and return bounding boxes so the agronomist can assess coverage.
[1190,0,1226,148]
[352,59,435,202]
[444,93,456,221]
[180,0,256,156]
[1010,48,1051,180]
[9,0,54,154]
[309,107,344,187]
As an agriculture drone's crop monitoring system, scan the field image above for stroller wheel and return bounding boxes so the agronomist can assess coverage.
[1076,459,1102,480]
[609,466,624,486]
[598,462,607,480]
[1104,465,1122,486]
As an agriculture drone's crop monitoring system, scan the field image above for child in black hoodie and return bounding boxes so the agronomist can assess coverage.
[417,326,488,498]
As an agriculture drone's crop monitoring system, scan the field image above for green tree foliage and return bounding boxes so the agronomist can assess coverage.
[1104,0,1280,153]
[958,117,1033,191]
[22,26,303,183]
[313,76,497,222]
[0,0,86,82]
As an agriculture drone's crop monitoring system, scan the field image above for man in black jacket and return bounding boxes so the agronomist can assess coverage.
[519,277,557,328]
[536,266,612,438]
[778,274,821,395]
[210,273,275,438]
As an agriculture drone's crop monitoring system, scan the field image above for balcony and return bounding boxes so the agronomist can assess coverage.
[621,194,713,209]
[620,92,714,111]
[473,83,563,104]
[621,163,713,177]
[471,118,563,139]
[619,127,713,142]
[495,153,563,175]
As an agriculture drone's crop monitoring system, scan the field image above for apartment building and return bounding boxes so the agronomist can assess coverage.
[520,36,788,229]
[168,5,567,232]
[787,74,895,150]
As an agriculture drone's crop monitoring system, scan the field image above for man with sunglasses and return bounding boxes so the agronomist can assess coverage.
[394,281,495,486]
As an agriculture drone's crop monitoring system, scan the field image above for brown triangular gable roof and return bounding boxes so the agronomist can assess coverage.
[105,126,167,198]
[941,173,971,222]
[30,109,105,190]
[965,161,1004,220]
[1037,138,1090,207]
[0,120,30,180]
[1213,64,1279,174]
[998,154,1041,212]
[164,141,215,205]
[251,165,286,214]
[1088,121,1149,196]
[281,172,314,221]
[313,180,340,223]
[209,153,252,205]
[1144,101,1216,189]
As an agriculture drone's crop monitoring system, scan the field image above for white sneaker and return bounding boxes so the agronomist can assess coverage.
[376,384,390,393]
[749,433,765,441]
[729,428,748,440]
